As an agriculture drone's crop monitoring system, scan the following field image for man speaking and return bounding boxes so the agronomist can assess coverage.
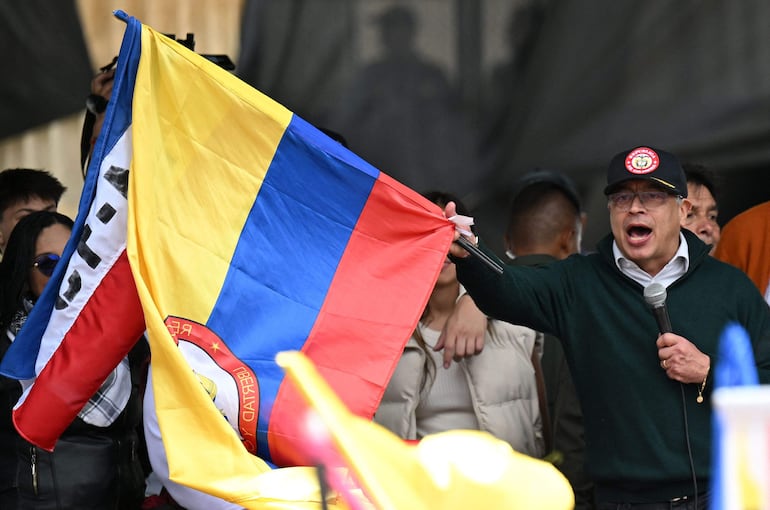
[445,146,770,509]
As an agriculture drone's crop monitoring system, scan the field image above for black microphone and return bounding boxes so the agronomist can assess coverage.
[644,283,672,334]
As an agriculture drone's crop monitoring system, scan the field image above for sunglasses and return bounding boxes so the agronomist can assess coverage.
[32,253,61,277]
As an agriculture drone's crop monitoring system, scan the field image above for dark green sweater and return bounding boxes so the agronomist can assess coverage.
[455,229,770,503]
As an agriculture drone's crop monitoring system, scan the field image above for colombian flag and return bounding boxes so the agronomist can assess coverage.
[126,10,452,501]
[2,10,455,504]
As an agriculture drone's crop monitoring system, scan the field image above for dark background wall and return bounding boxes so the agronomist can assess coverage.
[0,0,92,139]
[237,0,770,256]
[3,0,768,256]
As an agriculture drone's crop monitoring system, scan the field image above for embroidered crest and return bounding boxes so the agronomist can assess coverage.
[625,147,660,175]
[165,316,260,454]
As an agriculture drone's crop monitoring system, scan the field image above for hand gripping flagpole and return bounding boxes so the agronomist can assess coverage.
[448,214,504,275]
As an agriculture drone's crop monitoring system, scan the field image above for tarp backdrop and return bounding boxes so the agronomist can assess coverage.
[0,0,92,139]
[2,0,769,253]
[237,0,770,254]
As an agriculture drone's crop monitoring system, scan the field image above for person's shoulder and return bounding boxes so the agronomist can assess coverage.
[700,255,765,291]
[700,254,742,272]
[509,254,557,267]
[724,200,770,229]
[563,251,600,269]
[736,200,770,219]
[713,203,770,261]
[487,319,539,345]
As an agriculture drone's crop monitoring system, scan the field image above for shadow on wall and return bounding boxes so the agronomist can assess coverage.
[326,4,482,198]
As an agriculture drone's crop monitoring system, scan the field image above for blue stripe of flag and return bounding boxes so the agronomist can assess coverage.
[205,115,380,460]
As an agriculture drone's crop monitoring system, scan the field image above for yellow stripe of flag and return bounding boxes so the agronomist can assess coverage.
[132,26,291,323]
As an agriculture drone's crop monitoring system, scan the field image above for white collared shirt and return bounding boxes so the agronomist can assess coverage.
[612,232,689,289]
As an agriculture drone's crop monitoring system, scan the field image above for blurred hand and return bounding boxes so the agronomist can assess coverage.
[87,67,117,151]
[435,294,486,368]
[92,67,116,100]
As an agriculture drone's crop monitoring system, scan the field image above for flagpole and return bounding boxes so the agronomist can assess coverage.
[455,236,504,274]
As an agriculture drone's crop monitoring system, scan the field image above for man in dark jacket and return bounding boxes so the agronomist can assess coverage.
[445,146,770,509]
[504,169,594,509]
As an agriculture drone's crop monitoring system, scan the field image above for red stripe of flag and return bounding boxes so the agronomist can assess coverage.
[13,251,145,450]
[267,175,452,466]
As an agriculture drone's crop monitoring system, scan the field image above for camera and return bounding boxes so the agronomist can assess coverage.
[164,33,235,71]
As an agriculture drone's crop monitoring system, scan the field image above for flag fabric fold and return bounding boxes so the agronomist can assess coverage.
[0,9,145,449]
[116,10,454,503]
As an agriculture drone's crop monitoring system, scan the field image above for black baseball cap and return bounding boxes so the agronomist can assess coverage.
[510,168,583,212]
[604,146,688,197]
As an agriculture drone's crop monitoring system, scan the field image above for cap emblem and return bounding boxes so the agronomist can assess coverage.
[625,147,660,175]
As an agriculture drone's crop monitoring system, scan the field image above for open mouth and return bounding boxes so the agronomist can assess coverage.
[627,225,652,244]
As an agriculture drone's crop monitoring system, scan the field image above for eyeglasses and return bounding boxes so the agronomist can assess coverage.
[32,253,61,277]
[608,190,677,211]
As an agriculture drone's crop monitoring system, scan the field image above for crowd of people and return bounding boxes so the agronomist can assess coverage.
[2,144,768,509]
[1,24,769,510]
[0,171,147,509]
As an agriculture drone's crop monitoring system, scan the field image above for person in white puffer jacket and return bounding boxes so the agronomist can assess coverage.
[375,191,545,458]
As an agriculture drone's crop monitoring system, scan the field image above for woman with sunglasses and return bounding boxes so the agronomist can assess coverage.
[0,210,144,509]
